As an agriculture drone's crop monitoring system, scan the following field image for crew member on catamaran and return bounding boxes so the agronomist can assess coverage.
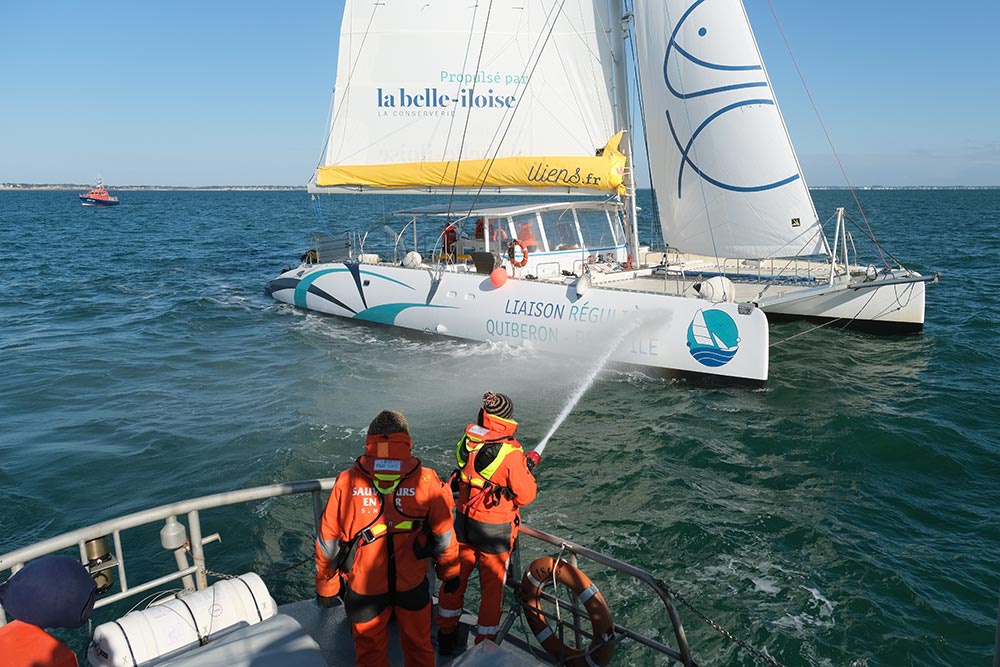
[315,410,460,667]
[517,221,538,252]
[436,392,539,653]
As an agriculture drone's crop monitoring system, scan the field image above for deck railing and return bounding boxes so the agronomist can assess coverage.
[0,478,694,666]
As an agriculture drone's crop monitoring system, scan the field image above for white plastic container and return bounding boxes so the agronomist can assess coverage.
[87,573,277,667]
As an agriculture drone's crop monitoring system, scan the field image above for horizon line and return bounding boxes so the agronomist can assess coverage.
[3,183,999,191]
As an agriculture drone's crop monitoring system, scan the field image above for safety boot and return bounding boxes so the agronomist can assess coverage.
[437,629,459,656]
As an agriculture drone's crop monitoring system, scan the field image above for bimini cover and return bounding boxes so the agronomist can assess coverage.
[0,555,97,629]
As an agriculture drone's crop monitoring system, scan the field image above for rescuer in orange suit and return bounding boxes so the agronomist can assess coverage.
[517,221,538,252]
[436,392,539,653]
[315,410,461,667]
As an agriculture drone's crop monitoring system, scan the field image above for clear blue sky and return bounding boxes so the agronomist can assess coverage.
[2,1,998,187]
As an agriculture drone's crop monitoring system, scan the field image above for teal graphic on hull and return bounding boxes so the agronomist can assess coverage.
[686,309,740,367]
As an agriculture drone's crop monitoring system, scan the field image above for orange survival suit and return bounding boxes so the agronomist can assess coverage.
[436,410,537,643]
[315,431,460,667]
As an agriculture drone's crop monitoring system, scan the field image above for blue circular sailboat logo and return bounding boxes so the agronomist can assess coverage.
[686,309,740,367]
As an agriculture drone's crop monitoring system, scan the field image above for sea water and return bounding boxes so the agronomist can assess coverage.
[1,188,999,665]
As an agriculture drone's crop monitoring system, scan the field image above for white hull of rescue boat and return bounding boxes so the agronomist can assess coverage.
[267,261,769,383]
[758,270,927,333]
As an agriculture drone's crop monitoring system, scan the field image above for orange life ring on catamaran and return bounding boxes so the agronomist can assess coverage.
[507,239,529,268]
[520,557,615,666]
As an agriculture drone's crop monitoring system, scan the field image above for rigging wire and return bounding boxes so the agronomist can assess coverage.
[444,0,493,222]
[323,2,384,167]
[763,0,890,269]
[442,1,486,166]
[843,212,904,269]
[625,0,663,249]
[462,0,569,219]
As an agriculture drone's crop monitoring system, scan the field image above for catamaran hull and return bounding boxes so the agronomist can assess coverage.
[267,262,770,383]
[759,271,928,334]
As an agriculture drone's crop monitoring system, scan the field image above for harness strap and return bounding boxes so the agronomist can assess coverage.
[357,518,425,545]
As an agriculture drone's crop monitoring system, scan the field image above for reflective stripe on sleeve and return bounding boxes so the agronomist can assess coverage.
[434,529,453,557]
[437,606,464,618]
[477,624,500,636]
[316,536,340,561]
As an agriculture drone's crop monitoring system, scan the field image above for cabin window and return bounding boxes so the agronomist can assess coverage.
[576,209,616,250]
[512,214,544,252]
[484,217,513,251]
[539,209,581,251]
[609,209,626,246]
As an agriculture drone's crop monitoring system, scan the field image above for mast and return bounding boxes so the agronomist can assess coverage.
[611,2,640,266]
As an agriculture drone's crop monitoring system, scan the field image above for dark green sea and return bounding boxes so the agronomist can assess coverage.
[1,188,998,666]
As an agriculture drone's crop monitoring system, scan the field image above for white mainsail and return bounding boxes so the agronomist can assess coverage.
[315,0,624,194]
[633,0,828,259]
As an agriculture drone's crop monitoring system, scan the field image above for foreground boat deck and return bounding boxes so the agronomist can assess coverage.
[162,597,546,667]
[0,479,697,667]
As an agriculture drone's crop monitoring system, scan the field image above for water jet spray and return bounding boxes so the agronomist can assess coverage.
[528,317,645,470]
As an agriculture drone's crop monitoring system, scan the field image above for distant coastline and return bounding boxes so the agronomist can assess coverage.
[2,183,998,191]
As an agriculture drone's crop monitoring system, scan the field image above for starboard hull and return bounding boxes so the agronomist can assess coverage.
[758,270,928,334]
[267,262,770,383]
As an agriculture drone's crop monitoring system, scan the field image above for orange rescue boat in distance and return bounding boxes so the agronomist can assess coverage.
[79,178,119,206]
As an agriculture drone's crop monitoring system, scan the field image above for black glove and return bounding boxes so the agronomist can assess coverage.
[316,593,339,608]
[441,576,461,594]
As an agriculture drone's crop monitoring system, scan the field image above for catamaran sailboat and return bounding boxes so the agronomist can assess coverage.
[267,0,935,384]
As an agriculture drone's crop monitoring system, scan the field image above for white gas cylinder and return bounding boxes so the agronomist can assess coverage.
[402,251,422,268]
[696,276,736,303]
[87,573,276,667]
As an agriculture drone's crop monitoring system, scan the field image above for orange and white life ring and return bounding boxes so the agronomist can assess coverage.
[520,557,615,666]
[507,239,529,268]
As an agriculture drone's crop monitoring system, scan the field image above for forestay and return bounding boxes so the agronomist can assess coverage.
[633,0,828,259]
[314,0,625,195]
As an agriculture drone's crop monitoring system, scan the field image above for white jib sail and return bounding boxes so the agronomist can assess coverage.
[633,0,827,259]
[319,0,619,190]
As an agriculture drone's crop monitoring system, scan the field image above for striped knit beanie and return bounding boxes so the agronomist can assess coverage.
[482,391,514,419]
[367,410,410,436]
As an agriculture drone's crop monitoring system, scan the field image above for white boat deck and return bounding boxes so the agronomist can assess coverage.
[489,247,841,306]
[156,597,545,667]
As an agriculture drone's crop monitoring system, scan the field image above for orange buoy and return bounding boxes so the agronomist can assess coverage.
[507,239,529,268]
[489,267,508,287]
[520,557,615,666]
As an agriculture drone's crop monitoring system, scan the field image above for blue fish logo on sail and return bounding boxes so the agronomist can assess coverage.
[661,0,801,197]
[686,309,739,367]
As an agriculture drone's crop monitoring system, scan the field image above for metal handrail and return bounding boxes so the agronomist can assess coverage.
[0,479,336,569]
[1,478,694,667]
[0,478,337,626]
